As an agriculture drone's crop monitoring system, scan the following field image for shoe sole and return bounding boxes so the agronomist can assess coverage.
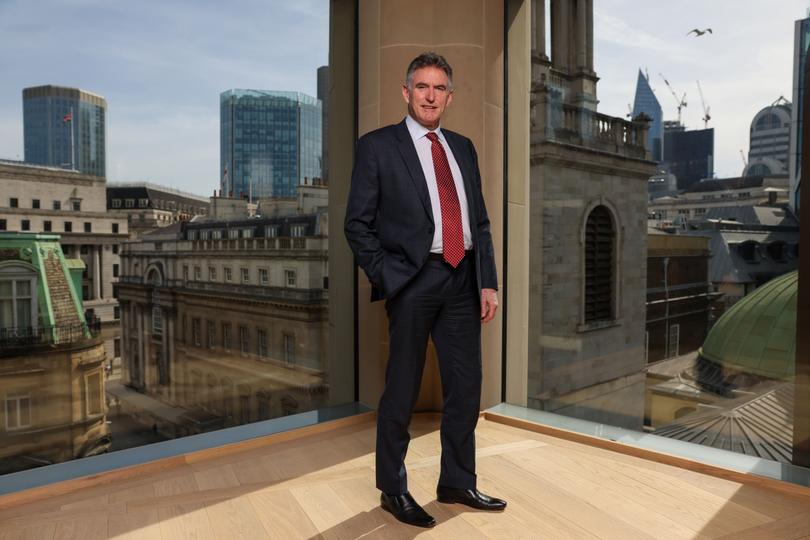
[436,496,506,511]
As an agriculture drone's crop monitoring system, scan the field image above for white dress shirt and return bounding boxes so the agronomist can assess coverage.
[405,115,473,253]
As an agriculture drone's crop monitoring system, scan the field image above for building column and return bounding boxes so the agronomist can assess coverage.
[575,0,587,71]
[168,314,176,403]
[586,0,594,71]
[93,246,102,299]
[550,0,568,72]
[533,0,548,60]
[136,305,144,388]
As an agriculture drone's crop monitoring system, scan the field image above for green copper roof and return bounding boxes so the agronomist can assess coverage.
[700,270,796,379]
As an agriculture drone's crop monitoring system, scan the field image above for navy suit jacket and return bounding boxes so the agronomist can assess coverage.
[344,119,498,302]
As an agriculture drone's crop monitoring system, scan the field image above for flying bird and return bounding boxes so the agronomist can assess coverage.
[687,28,713,37]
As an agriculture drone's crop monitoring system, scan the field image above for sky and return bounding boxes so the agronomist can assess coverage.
[0,1,806,194]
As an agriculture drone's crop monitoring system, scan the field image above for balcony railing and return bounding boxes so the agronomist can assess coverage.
[0,320,102,352]
[548,104,648,159]
[117,277,328,303]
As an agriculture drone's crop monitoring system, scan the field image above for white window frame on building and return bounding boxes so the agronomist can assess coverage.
[4,392,32,430]
[228,229,239,240]
[222,323,232,351]
[668,323,680,358]
[207,320,216,349]
[284,269,297,288]
[0,262,39,331]
[84,372,103,416]
[224,267,233,283]
[290,224,306,237]
[258,329,268,358]
[125,199,135,208]
[208,266,217,281]
[192,318,201,347]
[241,228,253,239]
[283,333,295,365]
[241,268,250,284]
[139,198,149,208]
[239,325,249,355]
[194,266,202,281]
[259,268,269,285]
[112,199,122,208]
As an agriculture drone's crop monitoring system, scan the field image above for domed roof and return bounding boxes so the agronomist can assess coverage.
[699,271,796,379]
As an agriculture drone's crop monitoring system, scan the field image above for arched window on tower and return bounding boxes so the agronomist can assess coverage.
[584,205,614,323]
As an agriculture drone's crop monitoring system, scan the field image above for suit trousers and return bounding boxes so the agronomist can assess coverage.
[376,254,482,495]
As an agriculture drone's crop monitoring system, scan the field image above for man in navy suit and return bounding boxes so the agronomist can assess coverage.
[345,52,505,528]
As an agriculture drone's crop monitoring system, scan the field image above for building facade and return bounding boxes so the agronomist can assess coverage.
[116,201,329,437]
[745,100,791,177]
[648,174,791,229]
[220,90,322,200]
[645,232,714,364]
[0,233,109,475]
[790,15,810,214]
[106,183,210,239]
[23,85,106,177]
[632,69,664,162]
[662,123,715,191]
[0,161,128,369]
[528,0,656,430]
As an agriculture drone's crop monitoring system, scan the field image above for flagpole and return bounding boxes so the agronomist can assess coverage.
[69,106,75,170]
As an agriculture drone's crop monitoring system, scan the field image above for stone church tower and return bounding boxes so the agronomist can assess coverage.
[527,0,655,429]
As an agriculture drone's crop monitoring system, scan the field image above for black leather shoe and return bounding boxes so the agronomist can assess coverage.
[436,486,507,511]
[380,491,436,528]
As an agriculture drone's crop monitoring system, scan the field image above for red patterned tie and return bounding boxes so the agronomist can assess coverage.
[426,132,464,267]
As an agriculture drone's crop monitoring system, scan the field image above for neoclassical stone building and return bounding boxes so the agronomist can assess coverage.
[117,198,329,436]
[526,0,656,429]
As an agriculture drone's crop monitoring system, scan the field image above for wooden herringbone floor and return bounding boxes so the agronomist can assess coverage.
[0,415,809,539]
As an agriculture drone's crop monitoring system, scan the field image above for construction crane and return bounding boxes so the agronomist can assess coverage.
[659,73,687,125]
[626,103,633,119]
[697,80,711,128]
[740,149,748,168]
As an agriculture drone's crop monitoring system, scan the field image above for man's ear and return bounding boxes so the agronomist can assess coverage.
[446,90,453,108]
[401,84,411,105]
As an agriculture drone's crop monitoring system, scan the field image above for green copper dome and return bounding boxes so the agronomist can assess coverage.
[699,271,796,379]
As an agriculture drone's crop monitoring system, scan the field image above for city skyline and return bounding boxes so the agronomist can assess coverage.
[0,1,806,194]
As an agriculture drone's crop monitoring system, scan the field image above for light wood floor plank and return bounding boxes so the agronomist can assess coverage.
[0,523,56,540]
[1,417,809,539]
[107,510,163,540]
[248,487,322,539]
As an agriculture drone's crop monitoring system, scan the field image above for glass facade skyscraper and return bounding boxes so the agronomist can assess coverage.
[220,90,322,200]
[631,69,663,162]
[22,85,106,177]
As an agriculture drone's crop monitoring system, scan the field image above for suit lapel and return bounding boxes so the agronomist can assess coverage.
[444,130,478,227]
[395,120,434,223]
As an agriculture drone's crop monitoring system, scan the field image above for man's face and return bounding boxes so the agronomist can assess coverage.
[402,66,453,130]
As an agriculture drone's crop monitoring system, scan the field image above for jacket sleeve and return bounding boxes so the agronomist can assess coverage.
[470,139,498,290]
[344,135,384,288]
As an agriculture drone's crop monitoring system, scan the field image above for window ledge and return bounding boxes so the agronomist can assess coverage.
[577,318,622,333]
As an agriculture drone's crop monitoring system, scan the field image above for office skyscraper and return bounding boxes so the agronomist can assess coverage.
[317,66,329,180]
[663,122,714,191]
[746,100,791,177]
[789,14,810,214]
[220,90,322,200]
[22,85,106,177]
[632,69,663,162]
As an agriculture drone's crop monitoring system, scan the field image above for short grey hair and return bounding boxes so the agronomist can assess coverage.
[405,51,453,90]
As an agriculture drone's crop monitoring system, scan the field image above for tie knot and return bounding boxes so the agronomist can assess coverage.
[426,132,439,143]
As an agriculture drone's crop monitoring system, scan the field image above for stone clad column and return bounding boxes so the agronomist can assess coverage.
[534,0,547,59]
[576,0,587,70]
[550,0,569,72]
[93,245,102,299]
[586,0,594,71]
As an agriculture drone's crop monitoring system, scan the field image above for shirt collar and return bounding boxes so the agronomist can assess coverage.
[405,115,444,143]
